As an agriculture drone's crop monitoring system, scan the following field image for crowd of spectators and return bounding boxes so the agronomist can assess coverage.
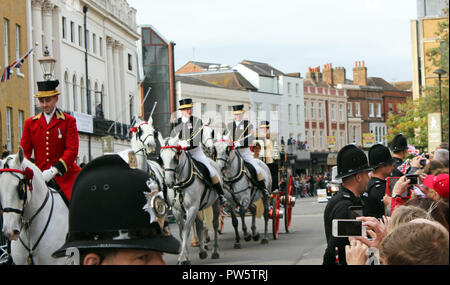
[345,142,449,265]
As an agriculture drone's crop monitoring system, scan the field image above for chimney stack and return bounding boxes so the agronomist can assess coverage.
[353,60,367,86]
[333,67,346,85]
[323,63,333,86]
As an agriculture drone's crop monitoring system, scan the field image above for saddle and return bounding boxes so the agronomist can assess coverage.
[192,158,213,186]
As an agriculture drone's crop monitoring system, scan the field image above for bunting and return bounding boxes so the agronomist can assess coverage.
[1,47,34,83]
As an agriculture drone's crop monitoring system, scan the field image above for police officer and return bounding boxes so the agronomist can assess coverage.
[171,98,226,205]
[225,105,269,198]
[20,79,81,200]
[52,154,181,265]
[362,144,394,219]
[390,134,409,177]
[322,144,373,265]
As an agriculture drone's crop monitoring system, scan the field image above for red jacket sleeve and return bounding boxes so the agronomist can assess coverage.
[54,115,79,175]
[390,197,404,214]
[20,118,34,159]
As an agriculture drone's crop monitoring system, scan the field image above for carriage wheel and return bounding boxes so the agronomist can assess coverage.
[270,191,281,240]
[283,174,295,233]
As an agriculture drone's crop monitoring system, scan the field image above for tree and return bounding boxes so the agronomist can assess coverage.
[387,6,449,149]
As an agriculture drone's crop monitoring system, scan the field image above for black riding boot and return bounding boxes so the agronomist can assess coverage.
[257,180,270,198]
[213,183,227,205]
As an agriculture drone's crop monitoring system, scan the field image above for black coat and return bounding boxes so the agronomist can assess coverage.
[322,187,364,265]
[362,177,386,219]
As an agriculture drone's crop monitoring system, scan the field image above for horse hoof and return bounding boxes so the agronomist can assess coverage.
[261,238,269,244]
[212,252,220,259]
[244,234,252,242]
[234,243,241,249]
[178,260,191,265]
[199,252,208,260]
[252,233,260,241]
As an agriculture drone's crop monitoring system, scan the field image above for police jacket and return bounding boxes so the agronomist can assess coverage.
[323,187,364,265]
[391,157,405,177]
[170,116,203,149]
[225,120,255,148]
[362,177,386,219]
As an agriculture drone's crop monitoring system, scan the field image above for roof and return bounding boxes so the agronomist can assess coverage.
[175,75,219,88]
[303,78,332,88]
[240,60,285,77]
[177,70,258,91]
[390,81,413,91]
[189,61,222,70]
[367,77,400,91]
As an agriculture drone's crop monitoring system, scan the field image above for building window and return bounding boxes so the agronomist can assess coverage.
[4,18,9,67]
[287,82,291,95]
[72,75,78,112]
[355,102,360,117]
[376,103,381,118]
[304,101,308,119]
[99,37,103,56]
[339,103,344,121]
[128,53,132,71]
[62,16,66,39]
[70,21,74,43]
[318,102,323,120]
[347,102,352,117]
[369,103,374,117]
[201,103,207,117]
[296,104,300,123]
[311,102,315,119]
[86,30,89,51]
[92,33,96,54]
[331,103,335,120]
[18,110,24,141]
[288,104,292,121]
[15,25,21,74]
[340,131,344,148]
[6,107,12,151]
[312,131,316,149]
[216,104,222,116]
[296,83,299,95]
[129,94,134,123]
[78,25,82,46]
[319,131,323,149]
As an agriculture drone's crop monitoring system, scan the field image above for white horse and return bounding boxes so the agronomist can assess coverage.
[0,147,68,265]
[159,135,222,265]
[214,137,272,248]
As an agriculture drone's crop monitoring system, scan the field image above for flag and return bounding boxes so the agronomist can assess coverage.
[1,47,34,83]
[407,144,419,156]
[398,159,411,174]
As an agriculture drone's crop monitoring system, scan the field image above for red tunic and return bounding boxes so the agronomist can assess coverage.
[20,109,81,200]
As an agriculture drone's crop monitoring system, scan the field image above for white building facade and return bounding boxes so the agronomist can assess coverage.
[29,0,140,163]
[234,61,305,146]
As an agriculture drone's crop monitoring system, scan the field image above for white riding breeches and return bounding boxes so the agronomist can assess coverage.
[188,146,220,182]
[237,147,264,180]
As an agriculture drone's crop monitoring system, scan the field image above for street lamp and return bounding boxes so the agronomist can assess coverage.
[37,46,56,81]
[433,68,447,142]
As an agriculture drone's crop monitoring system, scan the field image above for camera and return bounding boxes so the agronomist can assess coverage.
[419,159,427,167]
[332,219,366,238]
[405,174,418,185]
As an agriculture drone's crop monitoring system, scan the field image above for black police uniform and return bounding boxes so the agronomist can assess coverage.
[362,144,393,219]
[322,144,372,265]
[391,157,405,177]
[390,134,408,177]
[363,177,386,219]
[323,187,364,265]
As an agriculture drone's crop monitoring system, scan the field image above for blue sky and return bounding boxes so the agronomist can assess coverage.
[127,0,418,82]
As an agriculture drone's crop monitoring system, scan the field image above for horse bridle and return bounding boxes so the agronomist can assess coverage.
[0,164,34,215]
[160,145,182,174]
[130,122,156,155]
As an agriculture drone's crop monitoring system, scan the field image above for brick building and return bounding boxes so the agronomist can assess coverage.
[0,0,31,156]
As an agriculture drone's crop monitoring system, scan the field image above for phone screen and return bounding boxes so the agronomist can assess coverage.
[406,175,418,185]
[388,177,412,198]
[337,220,363,236]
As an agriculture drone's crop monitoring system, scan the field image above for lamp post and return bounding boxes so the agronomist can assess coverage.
[37,46,56,81]
[433,69,447,142]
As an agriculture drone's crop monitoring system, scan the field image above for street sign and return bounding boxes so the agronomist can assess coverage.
[102,135,114,153]
[73,111,93,134]
[428,113,441,151]
[362,133,374,148]
[317,189,328,203]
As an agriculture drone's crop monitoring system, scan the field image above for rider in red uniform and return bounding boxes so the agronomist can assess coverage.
[20,79,80,200]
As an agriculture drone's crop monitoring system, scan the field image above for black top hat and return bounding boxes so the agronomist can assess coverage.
[34,80,60,98]
[390,134,408,152]
[52,154,180,258]
[178,98,193,110]
[335,144,373,179]
[232,104,245,114]
[259,121,270,128]
[369,144,394,169]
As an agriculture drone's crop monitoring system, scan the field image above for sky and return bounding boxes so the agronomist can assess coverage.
[127,0,418,82]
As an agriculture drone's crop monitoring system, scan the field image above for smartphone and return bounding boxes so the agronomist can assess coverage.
[332,219,366,238]
[386,177,412,199]
[405,174,418,185]
[348,206,363,219]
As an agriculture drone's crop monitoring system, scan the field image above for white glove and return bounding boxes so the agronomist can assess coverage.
[42,167,59,182]
[234,141,241,147]
[178,140,189,149]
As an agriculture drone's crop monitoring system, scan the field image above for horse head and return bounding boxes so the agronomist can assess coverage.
[202,118,215,149]
[159,135,180,189]
[214,134,233,172]
[131,117,157,154]
[0,147,36,240]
